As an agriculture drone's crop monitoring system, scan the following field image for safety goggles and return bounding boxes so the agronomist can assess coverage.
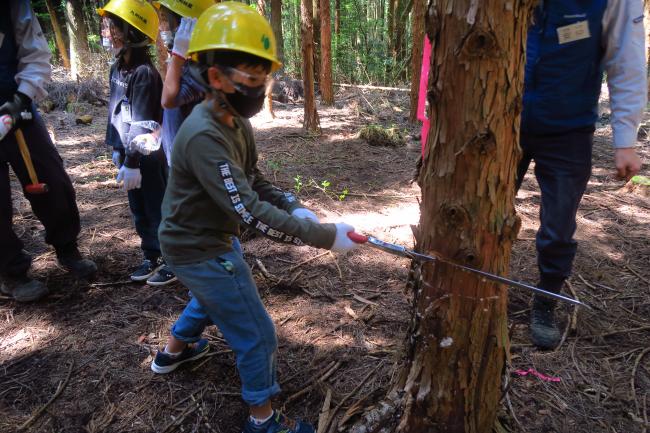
[218,66,270,89]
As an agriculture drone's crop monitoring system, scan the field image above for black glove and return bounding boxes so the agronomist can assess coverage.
[0,92,32,127]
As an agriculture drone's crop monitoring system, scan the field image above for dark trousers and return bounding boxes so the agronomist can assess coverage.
[516,130,593,291]
[126,151,168,261]
[0,111,80,276]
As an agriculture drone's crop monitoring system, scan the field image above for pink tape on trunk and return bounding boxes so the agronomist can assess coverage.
[514,368,561,383]
[417,36,432,158]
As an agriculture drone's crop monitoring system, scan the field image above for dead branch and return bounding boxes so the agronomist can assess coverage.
[19,360,74,430]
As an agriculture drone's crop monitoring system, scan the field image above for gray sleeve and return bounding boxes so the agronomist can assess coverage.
[11,0,52,101]
[602,0,647,148]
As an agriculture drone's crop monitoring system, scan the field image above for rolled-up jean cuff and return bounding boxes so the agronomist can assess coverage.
[170,324,203,344]
[242,382,281,407]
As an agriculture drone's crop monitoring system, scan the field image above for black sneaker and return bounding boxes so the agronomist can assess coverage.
[146,265,177,286]
[530,296,561,350]
[150,339,210,374]
[242,411,315,433]
[131,258,163,282]
[0,276,49,302]
[56,247,97,279]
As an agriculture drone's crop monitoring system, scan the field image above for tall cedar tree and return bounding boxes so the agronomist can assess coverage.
[300,0,320,132]
[408,0,425,123]
[270,0,284,63]
[350,1,534,431]
[319,0,334,105]
[45,0,71,69]
[64,0,91,79]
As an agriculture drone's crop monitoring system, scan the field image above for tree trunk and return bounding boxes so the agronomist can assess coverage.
[64,0,91,79]
[645,0,650,97]
[271,0,285,63]
[351,1,533,432]
[394,0,413,82]
[319,0,334,105]
[312,0,321,87]
[45,0,71,69]
[335,0,341,35]
[294,0,302,78]
[408,0,425,123]
[300,0,320,132]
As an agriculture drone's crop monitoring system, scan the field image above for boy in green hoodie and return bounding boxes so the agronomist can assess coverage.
[152,3,358,432]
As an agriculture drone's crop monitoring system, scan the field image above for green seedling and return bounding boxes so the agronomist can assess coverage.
[293,175,303,194]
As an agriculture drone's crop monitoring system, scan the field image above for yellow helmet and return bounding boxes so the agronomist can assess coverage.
[187,2,282,72]
[98,0,160,43]
[156,0,214,18]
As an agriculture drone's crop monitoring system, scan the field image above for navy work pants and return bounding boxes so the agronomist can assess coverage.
[0,111,80,276]
[516,129,593,291]
[125,150,168,261]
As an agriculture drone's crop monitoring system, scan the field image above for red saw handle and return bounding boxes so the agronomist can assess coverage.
[347,231,368,244]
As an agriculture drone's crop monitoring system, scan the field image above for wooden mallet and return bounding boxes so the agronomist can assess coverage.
[15,128,48,194]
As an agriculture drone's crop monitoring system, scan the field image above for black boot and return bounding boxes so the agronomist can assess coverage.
[56,245,97,279]
[530,295,561,349]
[0,275,49,302]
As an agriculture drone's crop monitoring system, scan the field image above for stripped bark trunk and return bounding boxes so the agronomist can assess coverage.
[45,0,71,69]
[320,0,334,105]
[300,0,320,132]
[350,1,533,431]
[408,0,425,123]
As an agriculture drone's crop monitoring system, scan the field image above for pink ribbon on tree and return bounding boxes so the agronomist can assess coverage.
[417,36,432,158]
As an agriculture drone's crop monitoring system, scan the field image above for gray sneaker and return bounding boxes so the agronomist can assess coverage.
[1,276,49,302]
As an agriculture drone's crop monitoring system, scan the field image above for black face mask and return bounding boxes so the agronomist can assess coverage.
[223,83,266,118]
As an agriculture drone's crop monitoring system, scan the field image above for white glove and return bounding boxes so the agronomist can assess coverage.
[330,223,358,253]
[127,133,160,155]
[112,150,121,168]
[172,17,196,58]
[291,207,320,223]
[116,166,142,191]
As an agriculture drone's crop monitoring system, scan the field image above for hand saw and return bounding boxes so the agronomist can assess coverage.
[347,232,588,308]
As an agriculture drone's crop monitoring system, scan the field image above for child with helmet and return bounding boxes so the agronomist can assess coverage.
[99,0,176,286]
[156,0,214,167]
[152,3,359,432]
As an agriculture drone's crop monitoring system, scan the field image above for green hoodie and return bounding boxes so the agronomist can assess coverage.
[159,101,336,266]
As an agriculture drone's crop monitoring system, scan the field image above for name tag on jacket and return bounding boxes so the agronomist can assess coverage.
[557,20,591,44]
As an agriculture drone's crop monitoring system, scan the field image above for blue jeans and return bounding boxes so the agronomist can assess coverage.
[166,238,280,406]
[516,130,593,290]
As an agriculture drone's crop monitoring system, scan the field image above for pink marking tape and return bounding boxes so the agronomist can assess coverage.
[417,36,432,158]
[514,368,561,383]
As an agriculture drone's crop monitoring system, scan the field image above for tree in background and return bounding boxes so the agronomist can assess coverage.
[300,0,319,132]
[319,0,334,105]
[351,0,533,431]
[408,0,425,123]
[44,0,71,69]
[270,0,284,63]
[64,0,91,79]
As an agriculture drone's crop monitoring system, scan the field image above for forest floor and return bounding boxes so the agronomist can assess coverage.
[0,77,648,433]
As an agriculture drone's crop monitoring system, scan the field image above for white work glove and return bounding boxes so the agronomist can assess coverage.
[291,207,320,223]
[330,223,358,253]
[111,150,122,168]
[172,17,196,58]
[127,133,160,155]
[116,165,142,191]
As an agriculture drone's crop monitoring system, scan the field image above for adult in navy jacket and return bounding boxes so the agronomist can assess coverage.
[519,0,645,349]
